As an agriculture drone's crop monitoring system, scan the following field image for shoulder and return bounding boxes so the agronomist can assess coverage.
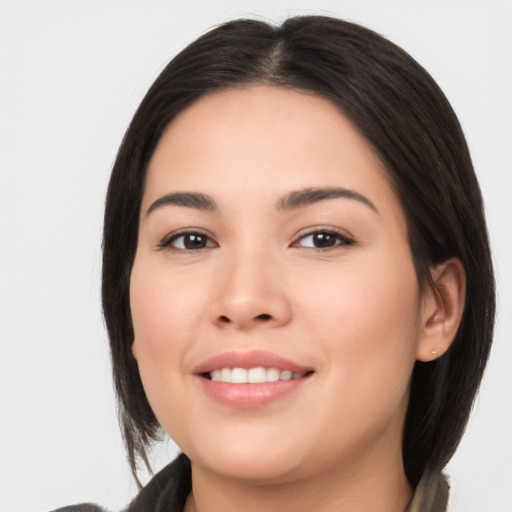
[126,453,191,512]
[406,469,450,512]
[49,454,191,512]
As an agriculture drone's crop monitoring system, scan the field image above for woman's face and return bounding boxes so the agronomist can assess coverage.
[130,86,428,483]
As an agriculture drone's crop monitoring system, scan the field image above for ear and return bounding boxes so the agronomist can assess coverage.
[416,258,466,362]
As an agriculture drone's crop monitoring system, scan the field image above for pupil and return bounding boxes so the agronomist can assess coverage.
[314,233,335,248]
[185,234,206,249]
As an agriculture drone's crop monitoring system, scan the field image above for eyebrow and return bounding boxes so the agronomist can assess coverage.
[276,187,377,213]
[146,186,377,216]
[146,192,218,216]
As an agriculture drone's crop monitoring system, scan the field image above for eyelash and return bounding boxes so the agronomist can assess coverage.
[157,230,216,251]
[157,228,355,252]
[291,227,355,251]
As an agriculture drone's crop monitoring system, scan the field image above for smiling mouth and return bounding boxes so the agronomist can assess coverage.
[195,351,315,407]
[202,367,314,383]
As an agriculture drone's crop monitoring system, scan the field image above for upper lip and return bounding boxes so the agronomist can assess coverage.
[193,350,313,375]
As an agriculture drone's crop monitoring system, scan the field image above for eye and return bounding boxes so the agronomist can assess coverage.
[159,231,216,251]
[294,230,354,250]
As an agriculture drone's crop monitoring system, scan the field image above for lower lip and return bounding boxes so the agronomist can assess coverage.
[197,376,310,408]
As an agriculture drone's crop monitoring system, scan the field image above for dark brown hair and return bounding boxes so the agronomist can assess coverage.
[102,16,495,486]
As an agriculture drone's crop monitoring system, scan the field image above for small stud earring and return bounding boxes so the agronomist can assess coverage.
[431,350,437,357]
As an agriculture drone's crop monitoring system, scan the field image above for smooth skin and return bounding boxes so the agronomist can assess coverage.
[130,87,465,512]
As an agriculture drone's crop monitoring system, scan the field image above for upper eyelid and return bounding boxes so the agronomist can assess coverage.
[158,229,217,249]
[156,225,354,249]
[291,226,355,243]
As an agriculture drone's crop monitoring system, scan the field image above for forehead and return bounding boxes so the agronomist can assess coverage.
[144,86,402,219]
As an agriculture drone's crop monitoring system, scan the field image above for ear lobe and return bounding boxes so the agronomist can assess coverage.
[416,258,466,362]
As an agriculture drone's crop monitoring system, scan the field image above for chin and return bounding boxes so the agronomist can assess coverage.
[182,431,309,483]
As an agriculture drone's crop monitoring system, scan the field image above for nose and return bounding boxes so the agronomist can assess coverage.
[209,251,292,330]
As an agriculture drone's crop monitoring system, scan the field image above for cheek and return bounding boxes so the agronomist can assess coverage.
[129,257,213,437]
[295,260,421,453]
[296,254,421,403]
[129,258,209,414]
[130,261,202,355]
[299,257,420,339]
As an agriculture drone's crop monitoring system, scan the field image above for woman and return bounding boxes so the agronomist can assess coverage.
[57,15,494,512]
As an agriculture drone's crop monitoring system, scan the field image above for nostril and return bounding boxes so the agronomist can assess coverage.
[216,313,273,325]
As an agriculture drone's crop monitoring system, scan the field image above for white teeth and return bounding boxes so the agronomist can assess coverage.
[208,367,307,383]
[231,368,248,383]
[280,370,293,380]
[220,368,231,382]
[266,368,280,382]
[248,367,266,383]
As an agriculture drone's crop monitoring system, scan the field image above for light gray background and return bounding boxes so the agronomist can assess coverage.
[0,1,511,511]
